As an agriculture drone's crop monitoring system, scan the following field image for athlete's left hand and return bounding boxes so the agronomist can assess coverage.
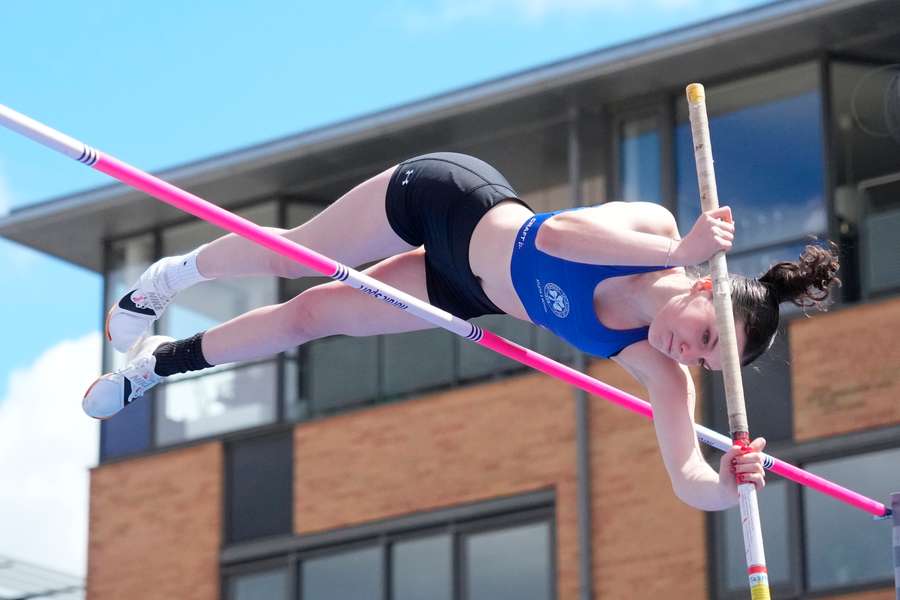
[718,437,766,492]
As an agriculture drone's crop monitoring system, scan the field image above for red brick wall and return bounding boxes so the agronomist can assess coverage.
[87,443,222,600]
[791,297,900,441]
[294,371,582,599]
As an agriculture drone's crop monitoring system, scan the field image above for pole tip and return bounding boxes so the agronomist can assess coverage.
[686,83,705,104]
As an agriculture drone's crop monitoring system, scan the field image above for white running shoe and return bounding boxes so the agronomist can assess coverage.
[106,259,177,353]
[82,335,173,420]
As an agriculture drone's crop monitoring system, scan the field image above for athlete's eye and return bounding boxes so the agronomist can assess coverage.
[702,329,710,346]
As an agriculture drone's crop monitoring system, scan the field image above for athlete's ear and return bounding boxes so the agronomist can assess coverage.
[692,276,713,294]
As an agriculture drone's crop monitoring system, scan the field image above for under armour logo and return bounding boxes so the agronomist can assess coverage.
[401,169,414,185]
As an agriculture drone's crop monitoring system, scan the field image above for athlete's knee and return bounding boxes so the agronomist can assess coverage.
[281,284,347,341]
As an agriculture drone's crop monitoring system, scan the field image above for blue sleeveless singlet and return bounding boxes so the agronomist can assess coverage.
[510,208,666,358]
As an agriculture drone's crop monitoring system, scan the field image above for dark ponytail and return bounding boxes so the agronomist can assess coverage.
[732,242,841,366]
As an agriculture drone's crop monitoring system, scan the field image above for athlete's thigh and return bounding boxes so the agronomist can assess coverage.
[282,165,415,268]
[295,247,435,338]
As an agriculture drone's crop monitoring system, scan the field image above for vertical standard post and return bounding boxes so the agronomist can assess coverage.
[893,493,900,600]
[686,83,770,600]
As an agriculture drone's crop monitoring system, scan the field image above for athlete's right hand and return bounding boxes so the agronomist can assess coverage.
[671,206,735,266]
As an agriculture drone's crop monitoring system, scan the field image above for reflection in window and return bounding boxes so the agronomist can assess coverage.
[105,234,156,372]
[392,535,452,600]
[465,522,551,600]
[619,115,661,204]
[152,202,280,444]
[227,568,288,600]
[804,447,899,590]
[718,481,792,593]
[102,234,156,460]
[155,361,277,444]
[676,64,826,253]
[302,546,380,600]
[161,202,278,340]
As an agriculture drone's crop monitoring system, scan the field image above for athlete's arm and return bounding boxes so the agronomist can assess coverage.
[534,201,733,267]
[614,341,759,511]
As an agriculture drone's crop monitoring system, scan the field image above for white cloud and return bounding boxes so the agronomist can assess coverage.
[398,0,724,29]
[0,333,100,577]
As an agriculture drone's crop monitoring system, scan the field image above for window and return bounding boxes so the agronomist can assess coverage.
[226,432,293,544]
[302,545,381,600]
[382,330,456,397]
[705,329,793,444]
[464,521,552,600]
[392,534,452,600]
[101,234,156,461]
[675,63,827,275]
[803,447,899,591]
[714,481,795,597]
[830,60,900,299]
[458,315,531,380]
[223,495,553,600]
[618,114,662,204]
[712,441,900,598]
[227,567,289,600]
[156,202,280,444]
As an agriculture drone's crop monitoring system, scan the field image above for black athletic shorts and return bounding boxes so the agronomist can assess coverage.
[385,152,532,320]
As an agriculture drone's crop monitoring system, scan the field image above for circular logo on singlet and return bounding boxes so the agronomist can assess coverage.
[543,282,570,318]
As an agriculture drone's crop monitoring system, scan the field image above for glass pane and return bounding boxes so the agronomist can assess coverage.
[228,568,288,600]
[392,535,452,600]
[155,361,278,445]
[382,329,454,397]
[102,234,156,459]
[676,64,826,250]
[708,330,792,443]
[720,481,792,591]
[458,315,530,380]
[105,234,155,372]
[161,202,278,340]
[284,350,309,421]
[100,395,153,460]
[465,521,551,600]
[831,61,900,189]
[804,447,900,590]
[619,115,661,204]
[302,546,380,600]
[304,335,379,414]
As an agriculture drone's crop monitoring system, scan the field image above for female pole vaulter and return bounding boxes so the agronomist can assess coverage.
[86,152,839,512]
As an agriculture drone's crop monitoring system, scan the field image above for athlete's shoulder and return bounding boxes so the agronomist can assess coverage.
[613,339,687,391]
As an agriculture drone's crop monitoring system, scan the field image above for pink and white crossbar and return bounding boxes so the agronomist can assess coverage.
[0,103,889,519]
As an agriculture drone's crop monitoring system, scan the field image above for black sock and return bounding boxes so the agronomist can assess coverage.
[152,332,214,377]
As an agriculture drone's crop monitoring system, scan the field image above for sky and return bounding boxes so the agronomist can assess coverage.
[0,0,771,579]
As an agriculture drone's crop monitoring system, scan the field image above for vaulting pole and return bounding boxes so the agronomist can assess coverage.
[686,83,769,599]
[0,103,891,521]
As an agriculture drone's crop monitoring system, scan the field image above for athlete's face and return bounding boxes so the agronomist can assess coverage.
[647,278,747,371]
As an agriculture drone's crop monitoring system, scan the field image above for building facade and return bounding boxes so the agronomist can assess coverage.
[2,1,900,598]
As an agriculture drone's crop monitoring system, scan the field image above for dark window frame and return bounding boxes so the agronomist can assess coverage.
[220,491,556,600]
[709,426,900,599]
